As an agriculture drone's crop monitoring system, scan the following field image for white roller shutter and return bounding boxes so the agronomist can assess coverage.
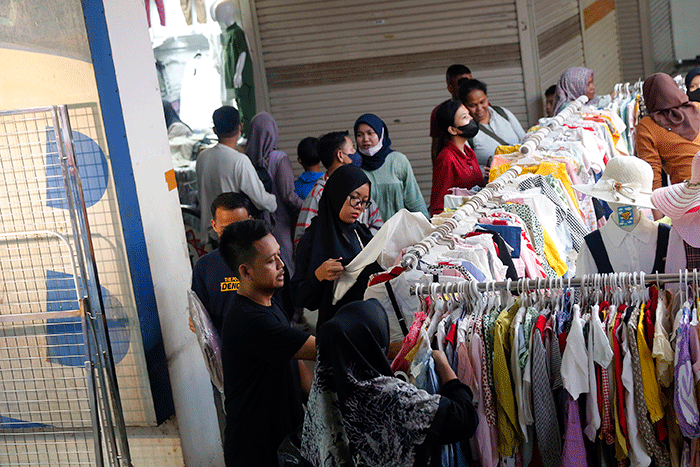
[616,0,647,82]
[581,0,621,94]
[534,0,585,91]
[254,0,526,204]
[649,0,675,73]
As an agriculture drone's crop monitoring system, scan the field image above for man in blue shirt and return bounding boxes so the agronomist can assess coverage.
[293,136,323,200]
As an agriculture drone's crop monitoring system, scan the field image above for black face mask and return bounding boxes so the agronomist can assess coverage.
[688,89,700,103]
[456,119,479,138]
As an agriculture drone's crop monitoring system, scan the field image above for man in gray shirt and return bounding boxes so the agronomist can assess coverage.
[196,106,276,240]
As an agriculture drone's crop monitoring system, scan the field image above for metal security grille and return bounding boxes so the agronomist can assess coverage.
[0,106,131,466]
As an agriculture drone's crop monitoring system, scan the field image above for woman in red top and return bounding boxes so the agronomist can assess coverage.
[429,100,485,216]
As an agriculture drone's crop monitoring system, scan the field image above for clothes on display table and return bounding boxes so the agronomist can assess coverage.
[388,276,700,467]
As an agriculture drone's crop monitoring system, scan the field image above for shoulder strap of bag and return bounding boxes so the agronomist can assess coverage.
[652,223,670,274]
[492,106,508,120]
[584,230,615,274]
[385,281,409,336]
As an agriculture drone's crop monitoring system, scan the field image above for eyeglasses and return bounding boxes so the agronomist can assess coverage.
[347,194,371,209]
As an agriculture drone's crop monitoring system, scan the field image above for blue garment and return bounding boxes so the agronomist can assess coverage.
[294,170,324,199]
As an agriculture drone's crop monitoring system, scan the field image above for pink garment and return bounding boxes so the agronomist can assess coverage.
[144,0,165,27]
[560,396,589,467]
[665,228,687,292]
[391,311,427,373]
[469,333,500,467]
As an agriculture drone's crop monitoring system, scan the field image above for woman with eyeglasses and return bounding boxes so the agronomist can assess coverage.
[354,113,429,221]
[292,164,383,332]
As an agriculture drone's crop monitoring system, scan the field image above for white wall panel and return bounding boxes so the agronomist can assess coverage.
[616,0,646,81]
[255,0,526,205]
[540,37,586,91]
[650,0,675,73]
[583,11,622,94]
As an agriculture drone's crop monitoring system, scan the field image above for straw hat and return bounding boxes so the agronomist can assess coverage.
[572,156,654,208]
[650,150,700,219]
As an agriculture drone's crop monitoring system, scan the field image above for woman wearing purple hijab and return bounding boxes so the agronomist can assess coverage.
[553,67,596,115]
[247,111,303,275]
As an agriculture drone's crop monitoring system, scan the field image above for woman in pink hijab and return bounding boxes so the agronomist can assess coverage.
[552,67,596,115]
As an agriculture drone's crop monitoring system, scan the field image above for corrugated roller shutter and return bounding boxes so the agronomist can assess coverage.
[649,0,675,73]
[539,38,585,92]
[255,0,526,205]
[615,0,645,82]
[581,0,621,94]
[534,0,585,91]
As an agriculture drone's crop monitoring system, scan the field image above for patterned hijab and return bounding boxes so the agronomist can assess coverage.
[553,67,594,115]
[246,111,279,169]
[643,73,700,141]
[301,299,441,467]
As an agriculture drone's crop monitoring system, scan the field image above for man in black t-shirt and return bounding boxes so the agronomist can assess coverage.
[191,192,253,336]
[219,219,316,467]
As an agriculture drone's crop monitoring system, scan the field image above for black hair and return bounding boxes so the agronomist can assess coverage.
[445,64,471,83]
[435,100,464,135]
[210,192,252,218]
[219,219,271,277]
[297,136,321,169]
[458,79,488,103]
[212,106,241,139]
[545,84,557,97]
[317,131,349,170]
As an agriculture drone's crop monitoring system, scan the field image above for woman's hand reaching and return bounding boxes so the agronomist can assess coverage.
[315,257,344,282]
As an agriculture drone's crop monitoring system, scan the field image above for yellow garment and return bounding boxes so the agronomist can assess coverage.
[489,161,580,212]
[404,337,422,365]
[494,145,521,156]
[637,304,665,423]
[492,302,523,456]
[542,228,567,276]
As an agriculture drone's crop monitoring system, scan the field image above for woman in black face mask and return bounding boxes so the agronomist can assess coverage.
[686,67,700,103]
[429,100,485,216]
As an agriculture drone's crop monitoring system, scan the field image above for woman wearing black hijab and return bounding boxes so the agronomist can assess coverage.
[301,299,478,467]
[292,165,383,331]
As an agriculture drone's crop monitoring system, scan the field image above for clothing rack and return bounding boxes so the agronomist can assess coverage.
[409,270,700,295]
[520,95,589,155]
[401,165,523,269]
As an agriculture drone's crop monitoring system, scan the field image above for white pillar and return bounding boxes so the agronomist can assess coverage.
[96,0,225,464]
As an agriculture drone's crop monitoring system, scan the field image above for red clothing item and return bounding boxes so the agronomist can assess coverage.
[429,99,450,139]
[430,140,484,216]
